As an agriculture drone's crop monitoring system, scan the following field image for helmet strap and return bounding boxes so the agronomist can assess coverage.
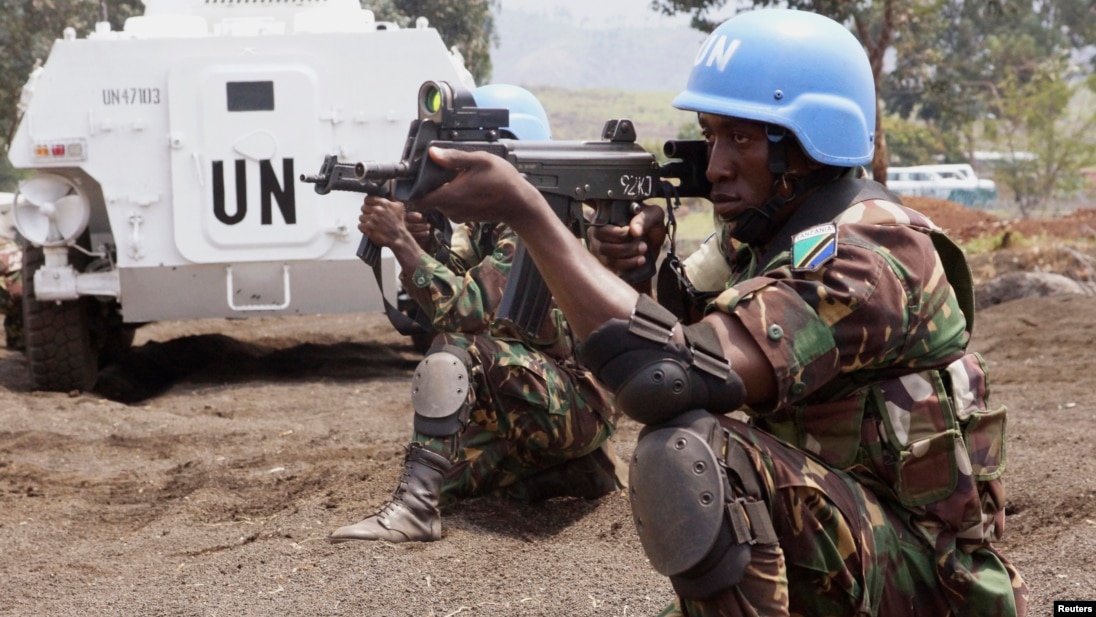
[729,193,787,245]
[765,125,788,176]
[730,125,844,245]
[728,125,791,244]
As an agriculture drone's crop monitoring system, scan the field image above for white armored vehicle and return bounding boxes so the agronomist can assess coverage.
[3,0,474,392]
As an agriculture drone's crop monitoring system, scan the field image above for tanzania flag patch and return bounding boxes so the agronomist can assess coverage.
[791,224,837,272]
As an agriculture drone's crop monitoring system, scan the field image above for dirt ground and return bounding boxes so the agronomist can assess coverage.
[2,198,1096,616]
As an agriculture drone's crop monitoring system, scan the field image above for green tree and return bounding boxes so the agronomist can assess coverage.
[366,0,497,85]
[985,65,1096,216]
[0,1,497,190]
[650,0,1094,197]
[884,0,1091,162]
[883,0,1093,211]
[0,0,143,190]
[883,114,952,166]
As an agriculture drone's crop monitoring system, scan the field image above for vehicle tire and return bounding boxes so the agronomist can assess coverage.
[91,299,137,365]
[21,245,98,392]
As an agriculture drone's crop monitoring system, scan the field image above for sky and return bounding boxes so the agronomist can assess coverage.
[496,0,737,30]
[490,0,736,91]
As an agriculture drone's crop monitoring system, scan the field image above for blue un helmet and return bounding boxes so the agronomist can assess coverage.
[673,9,875,167]
[472,84,552,141]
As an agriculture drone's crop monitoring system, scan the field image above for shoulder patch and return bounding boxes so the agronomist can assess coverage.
[791,223,837,272]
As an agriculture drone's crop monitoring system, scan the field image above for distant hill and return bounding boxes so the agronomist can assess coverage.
[524,86,697,145]
[491,7,709,93]
[489,8,709,144]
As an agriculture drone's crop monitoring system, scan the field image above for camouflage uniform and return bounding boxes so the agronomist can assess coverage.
[0,238,24,350]
[400,222,618,499]
[660,187,1027,616]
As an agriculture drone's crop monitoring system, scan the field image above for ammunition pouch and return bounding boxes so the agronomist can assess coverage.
[762,352,1007,544]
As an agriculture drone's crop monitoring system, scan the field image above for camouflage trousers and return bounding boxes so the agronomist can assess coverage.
[0,240,23,350]
[0,284,22,349]
[656,415,1027,617]
[413,331,618,502]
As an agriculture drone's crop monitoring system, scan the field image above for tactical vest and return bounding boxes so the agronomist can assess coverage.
[661,177,1003,545]
[683,178,1007,546]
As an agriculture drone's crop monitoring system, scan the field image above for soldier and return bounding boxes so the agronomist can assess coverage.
[411,9,1027,617]
[328,84,624,544]
[0,237,24,351]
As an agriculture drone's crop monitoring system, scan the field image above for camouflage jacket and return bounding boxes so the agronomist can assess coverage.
[684,178,1006,547]
[0,237,23,300]
[399,222,574,360]
[709,193,970,411]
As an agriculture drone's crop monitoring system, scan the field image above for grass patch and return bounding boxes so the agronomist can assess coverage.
[670,203,715,242]
[961,230,1030,254]
[660,201,715,255]
[530,87,695,144]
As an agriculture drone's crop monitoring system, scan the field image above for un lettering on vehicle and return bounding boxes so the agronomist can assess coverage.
[195,154,325,254]
[211,158,296,226]
[167,62,338,262]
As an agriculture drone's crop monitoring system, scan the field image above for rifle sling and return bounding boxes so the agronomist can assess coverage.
[372,258,434,336]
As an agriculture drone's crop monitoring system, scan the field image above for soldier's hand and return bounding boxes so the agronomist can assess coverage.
[360,196,428,271]
[405,210,435,252]
[413,147,545,225]
[359,196,413,249]
[588,204,666,274]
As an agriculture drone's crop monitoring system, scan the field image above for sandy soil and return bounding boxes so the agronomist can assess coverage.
[2,199,1095,616]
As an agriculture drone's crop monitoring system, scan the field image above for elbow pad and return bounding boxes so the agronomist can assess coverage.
[577,296,745,425]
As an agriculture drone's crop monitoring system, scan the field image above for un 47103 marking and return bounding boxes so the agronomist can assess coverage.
[101,87,162,105]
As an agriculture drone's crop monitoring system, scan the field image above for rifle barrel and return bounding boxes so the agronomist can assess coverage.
[355,161,413,181]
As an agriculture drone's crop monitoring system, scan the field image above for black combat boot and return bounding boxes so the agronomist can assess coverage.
[328,443,451,543]
[511,440,627,503]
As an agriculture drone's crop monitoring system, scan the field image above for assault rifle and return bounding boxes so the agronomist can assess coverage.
[301,80,710,337]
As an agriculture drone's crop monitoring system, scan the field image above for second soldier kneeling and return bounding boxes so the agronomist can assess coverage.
[328,85,625,544]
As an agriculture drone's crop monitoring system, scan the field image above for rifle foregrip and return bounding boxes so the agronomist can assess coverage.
[497,242,552,339]
[357,235,382,267]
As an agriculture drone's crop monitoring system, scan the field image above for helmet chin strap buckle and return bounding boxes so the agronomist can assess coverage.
[765,124,788,176]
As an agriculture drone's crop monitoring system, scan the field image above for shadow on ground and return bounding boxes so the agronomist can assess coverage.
[94,334,420,404]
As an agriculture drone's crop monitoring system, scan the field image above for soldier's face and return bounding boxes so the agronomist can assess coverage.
[698,113,774,231]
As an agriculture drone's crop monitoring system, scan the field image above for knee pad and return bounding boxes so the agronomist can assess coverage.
[577,296,745,425]
[411,345,475,437]
[630,409,777,600]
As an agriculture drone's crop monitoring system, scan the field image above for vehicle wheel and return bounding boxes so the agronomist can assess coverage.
[21,245,98,392]
[91,300,138,365]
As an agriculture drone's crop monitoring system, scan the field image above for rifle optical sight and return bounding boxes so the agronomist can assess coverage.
[418,81,464,122]
[421,83,443,116]
[415,81,500,130]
